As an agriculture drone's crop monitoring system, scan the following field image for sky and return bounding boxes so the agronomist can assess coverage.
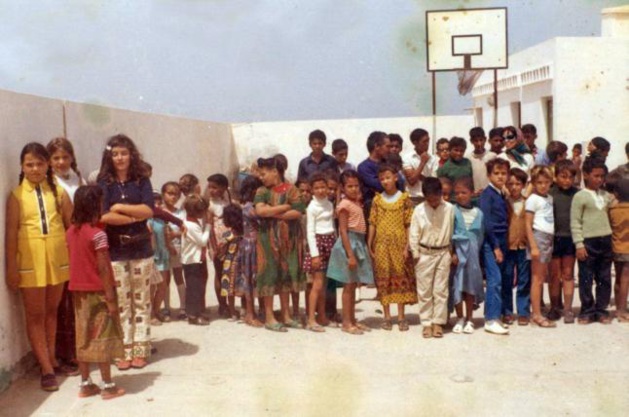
[0,0,625,123]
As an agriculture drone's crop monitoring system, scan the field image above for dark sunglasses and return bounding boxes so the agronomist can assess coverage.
[503,134,516,141]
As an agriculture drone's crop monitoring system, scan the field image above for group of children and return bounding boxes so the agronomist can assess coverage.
[5,129,628,397]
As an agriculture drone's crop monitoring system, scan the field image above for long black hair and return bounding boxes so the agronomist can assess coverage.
[97,134,149,183]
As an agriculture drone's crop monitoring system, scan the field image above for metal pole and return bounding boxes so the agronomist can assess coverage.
[432,72,437,146]
[493,69,498,128]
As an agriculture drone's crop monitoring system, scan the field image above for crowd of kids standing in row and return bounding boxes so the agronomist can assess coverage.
[5,127,628,396]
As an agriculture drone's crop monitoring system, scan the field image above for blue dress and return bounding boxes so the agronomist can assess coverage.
[451,206,485,306]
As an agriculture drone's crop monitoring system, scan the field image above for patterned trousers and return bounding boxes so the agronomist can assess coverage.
[111,257,152,360]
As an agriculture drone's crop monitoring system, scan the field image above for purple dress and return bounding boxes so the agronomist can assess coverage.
[235,202,259,297]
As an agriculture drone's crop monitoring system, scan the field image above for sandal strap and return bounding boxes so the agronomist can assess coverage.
[102,382,117,389]
[79,378,94,387]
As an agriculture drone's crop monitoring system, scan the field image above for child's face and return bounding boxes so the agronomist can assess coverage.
[49,149,73,175]
[162,185,181,207]
[298,182,312,203]
[449,146,465,162]
[555,170,574,190]
[533,176,552,196]
[310,138,325,156]
[327,179,338,201]
[258,167,280,188]
[555,152,567,162]
[425,193,442,209]
[454,184,472,206]
[584,167,606,190]
[333,149,348,165]
[311,180,328,200]
[342,177,360,201]
[507,176,524,199]
[489,135,505,153]
[154,195,163,208]
[441,183,452,202]
[436,142,449,160]
[389,141,402,155]
[206,181,225,199]
[378,170,397,194]
[572,147,581,158]
[471,137,486,153]
[21,153,49,184]
[414,135,430,155]
[488,166,509,189]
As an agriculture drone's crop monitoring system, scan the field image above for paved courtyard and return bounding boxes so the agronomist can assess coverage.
[0,288,627,417]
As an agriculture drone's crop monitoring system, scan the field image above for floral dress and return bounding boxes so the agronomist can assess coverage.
[369,191,417,306]
[254,183,306,297]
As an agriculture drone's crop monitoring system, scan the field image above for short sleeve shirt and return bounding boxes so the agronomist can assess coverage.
[525,193,554,235]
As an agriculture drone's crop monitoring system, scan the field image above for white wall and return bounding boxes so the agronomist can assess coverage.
[232,115,474,183]
[0,90,65,390]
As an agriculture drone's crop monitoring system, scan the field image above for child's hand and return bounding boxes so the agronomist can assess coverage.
[348,256,357,271]
[6,269,20,291]
[493,248,504,264]
[368,247,376,260]
[110,203,123,213]
[576,247,588,261]
[413,256,420,266]
[106,299,118,318]
[451,254,459,266]
[312,256,322,270]
[530,248,540,261]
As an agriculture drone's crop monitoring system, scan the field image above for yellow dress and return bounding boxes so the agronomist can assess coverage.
[369,191,417,306]
[12,179,69,288]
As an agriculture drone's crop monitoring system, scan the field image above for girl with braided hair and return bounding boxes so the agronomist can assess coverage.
[5,142,73,391]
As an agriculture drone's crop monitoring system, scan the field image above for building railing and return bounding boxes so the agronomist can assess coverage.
[472,64,553,96]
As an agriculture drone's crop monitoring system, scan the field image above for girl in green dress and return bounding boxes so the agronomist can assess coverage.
[254,157,306,332]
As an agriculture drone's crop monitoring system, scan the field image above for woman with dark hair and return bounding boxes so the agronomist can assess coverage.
[498,126,534,174]
[97,134,154,370]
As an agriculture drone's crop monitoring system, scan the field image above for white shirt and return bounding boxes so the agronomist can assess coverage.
[402,152,439,198]
[306,196,335,257]
[468,151,492,191]
[181,219,211,264]
[408,201,455,258]
[525,193,554,235]
[54,170,85,202]
[497,152,535,174]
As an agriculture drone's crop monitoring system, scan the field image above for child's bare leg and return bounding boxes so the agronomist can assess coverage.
[342,283,356,328]
[549,258,562,312]
[307,272,324,327]
[616,262,629,320]
[530,261,545,318]
[98,362,112,384]
[244,294,262,326]
[561,256,576,313]
[383,304,391,321]
[464,293,475,321]
[172,267,186,312]
[263,295,277,325]
[317,277,328,324]
[44,284,64,369]
[22,288,55,374]
[213,260,227,312]
[279,291,292,323]
[397,303,405,321]
[290,291,299,318]
[304,283,312,319]
[455,301,464,319]
[79,362,90,380]
[228,296,237,318]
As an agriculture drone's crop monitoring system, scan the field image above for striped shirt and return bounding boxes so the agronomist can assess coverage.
[337,198,366,233]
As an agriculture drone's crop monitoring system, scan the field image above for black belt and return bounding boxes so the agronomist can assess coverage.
[419,243,450,250]
[119,232,151,246]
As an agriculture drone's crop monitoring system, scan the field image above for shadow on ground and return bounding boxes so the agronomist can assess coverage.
[149,338,199,364]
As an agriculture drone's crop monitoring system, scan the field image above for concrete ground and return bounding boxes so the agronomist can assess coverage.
[0,287,627,417]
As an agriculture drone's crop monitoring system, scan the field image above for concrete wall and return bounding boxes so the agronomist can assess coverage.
[553,37,629,170]
[0,89,237,392]
[232,115,474,183]
[0,90,66,391]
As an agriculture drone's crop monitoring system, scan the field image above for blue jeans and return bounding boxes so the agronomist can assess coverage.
[482,233,507,321]
[503,249,531,317]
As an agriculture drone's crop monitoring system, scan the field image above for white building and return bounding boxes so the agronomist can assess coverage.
[471,5,629,169]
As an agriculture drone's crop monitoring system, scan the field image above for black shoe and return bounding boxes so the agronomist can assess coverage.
[547,309,562,321]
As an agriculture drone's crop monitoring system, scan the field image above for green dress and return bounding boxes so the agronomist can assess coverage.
[254,183,306,296]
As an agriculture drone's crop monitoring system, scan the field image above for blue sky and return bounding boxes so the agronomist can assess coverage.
[0,0,625,122]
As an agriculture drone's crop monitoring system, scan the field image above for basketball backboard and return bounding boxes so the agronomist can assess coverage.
[426,7,508,72]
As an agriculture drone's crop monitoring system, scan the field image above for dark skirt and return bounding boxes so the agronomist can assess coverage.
[303,234,337,273]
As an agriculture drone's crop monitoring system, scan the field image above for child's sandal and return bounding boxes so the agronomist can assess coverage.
[78,379,101,398]
[532,316,556,328]
[422,326,433,338]
[398,320,409,332]
[380,320,393,331]
[101,382,125,400]
[341,326,363,335]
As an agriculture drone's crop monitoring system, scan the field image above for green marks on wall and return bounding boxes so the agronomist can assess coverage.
[81,101,112,128]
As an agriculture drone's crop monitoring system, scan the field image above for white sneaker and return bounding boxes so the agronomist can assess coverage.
[463,321,475,334]
[484,320,509,335]
[452,318,465,334]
